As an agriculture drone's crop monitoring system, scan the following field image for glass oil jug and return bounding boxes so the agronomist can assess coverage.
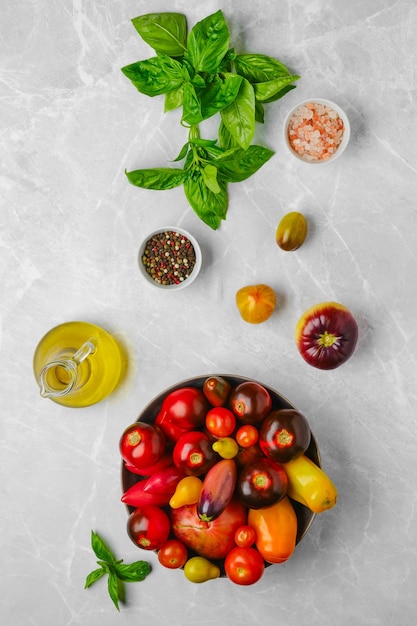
[33,321,124,407]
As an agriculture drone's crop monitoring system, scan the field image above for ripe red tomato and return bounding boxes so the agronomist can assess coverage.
[205,407,236,438]
[224,546,265,585]
[234,525,256,548]
[237,457,288,509]
[127,505,170,551]
[157,539,188,569]
[119,422,166,469]
[155,387,210,440]
[203,376,232,407]
[235,424,259,448]
[229,382,272,425]
[172,431,217,476]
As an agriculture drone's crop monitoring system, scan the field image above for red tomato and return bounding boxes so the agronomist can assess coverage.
[119,422,166,469]
[234,525,256,548]
[157,539,188,569]
[203,376,232,407]
[127,505,170,551]
[205,407,236,438]
[155,387,210,440]
[224,546,265,585]
[235,424,259,448]
[229,382,272,425]
[173,431,217,476]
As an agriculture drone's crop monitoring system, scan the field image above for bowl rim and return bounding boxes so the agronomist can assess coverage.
[283,97,351,164]
[138,226,202,290]
[120,373,321,574]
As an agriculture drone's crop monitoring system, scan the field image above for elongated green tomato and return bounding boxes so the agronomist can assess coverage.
[184,556,220,583]
[276,212,307,251]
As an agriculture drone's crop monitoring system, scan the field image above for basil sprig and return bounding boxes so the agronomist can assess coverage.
[122,10,299,229]
[85,531,151,611]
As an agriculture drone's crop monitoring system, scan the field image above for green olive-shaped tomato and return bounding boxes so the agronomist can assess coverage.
[276,211,308,251]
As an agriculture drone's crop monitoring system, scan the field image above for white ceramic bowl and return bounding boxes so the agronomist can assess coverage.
[138,226,202,290]
[283,98,350,164]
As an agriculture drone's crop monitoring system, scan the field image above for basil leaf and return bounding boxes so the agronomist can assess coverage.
[107,573,120,611]
[254,74,300,102]
[84,567,106,589]
[131,13,187,57]
[164,86,183,111]
[186,10,230,73]
[234,53,292,82]
[218,121,239,150]
[202,164,221,194]
[199,73,242,121]
[215,145,274,183]
[172,142,189,162]
[258,84,296,104]
[126,167,186,190]
[184,174,228,229]
[91,531,115,563]
[220,77,255,150]
[255,100,265,123]
[182,81,203,125]
[121,56,186,97]
[114,561,151,583]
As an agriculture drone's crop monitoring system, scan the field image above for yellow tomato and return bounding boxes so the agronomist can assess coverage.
[183,556,220,583]
[169,476,203,509]
[235,284,276,324]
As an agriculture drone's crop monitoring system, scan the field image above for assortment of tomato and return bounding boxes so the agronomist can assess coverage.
[120,376,338,585]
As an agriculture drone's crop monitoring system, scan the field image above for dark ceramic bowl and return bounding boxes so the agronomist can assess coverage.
[121,374,320,575]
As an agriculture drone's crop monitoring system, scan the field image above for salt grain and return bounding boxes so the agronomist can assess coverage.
[287,102,345,162]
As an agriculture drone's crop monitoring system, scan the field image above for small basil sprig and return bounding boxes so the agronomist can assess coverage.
[85,531,151,611]
[121,10,299,229]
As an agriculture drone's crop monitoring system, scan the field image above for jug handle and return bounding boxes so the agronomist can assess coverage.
[39,338,96,398]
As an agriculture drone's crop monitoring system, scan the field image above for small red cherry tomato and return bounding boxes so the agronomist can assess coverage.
[157,539,188,569]
[127,505,170,551]
[235,424,259,448]
[203,376,232,407]
[205,407,236,438]
[224,546,265,585]
[229,382,272,425]
[119,422,166,469]
[234,525,256,548]
[173,431,217,476]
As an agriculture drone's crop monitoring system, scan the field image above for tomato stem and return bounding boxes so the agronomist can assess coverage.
[318,331,338,348]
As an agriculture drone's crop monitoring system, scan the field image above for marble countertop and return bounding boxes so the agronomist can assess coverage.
[2,1,417,624]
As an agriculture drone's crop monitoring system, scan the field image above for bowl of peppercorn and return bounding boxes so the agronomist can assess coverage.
[138,226,202,290]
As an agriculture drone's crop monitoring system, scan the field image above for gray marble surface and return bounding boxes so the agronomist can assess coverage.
[2,1,417,624]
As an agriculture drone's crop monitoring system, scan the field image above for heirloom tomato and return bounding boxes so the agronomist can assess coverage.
[248,496,297,564]
[276,211,308,251]
[155,386,210,440]
[229,381,272,425]
[205,407,236,438]
[224,546,265,585]
[127,505,170,551]
[236,284,276,324]
[184,556,220,583]
[173,431,217,476]
[235,424,259,448]
[203,376,232,407]
[237,457,288,509]
[259,409,311,463]
[119,422,166,469]
[169,475,203,509]
[234,525,256,548]
[295,301,359,370]
[157,539,188,569]
[170,498,247,560]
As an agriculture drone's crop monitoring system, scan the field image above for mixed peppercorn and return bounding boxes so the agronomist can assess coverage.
[141,231,197,286]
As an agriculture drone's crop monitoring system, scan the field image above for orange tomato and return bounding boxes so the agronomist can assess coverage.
[248,495,297,564]
[235,284,276,324]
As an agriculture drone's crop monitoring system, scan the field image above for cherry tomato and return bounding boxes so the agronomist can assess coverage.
[119,422,166,469]
[203,376,232,407]
[127,505,170,551]
[205,407,236,438]
[259,409,311,463]
[173,431,217,476]
[295,301,358,370]
[224,546,265,585]
[229,382,272,425]
[235,424,259,448]
[236,284,276,324]
[155,387,210,438]
[237,457,288,509]
[234,525,256,548]
[157,539,188,569]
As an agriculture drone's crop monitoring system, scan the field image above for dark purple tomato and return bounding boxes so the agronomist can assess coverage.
[229,382,272,425]
[259,409,311,463]
[237,458,288,509]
